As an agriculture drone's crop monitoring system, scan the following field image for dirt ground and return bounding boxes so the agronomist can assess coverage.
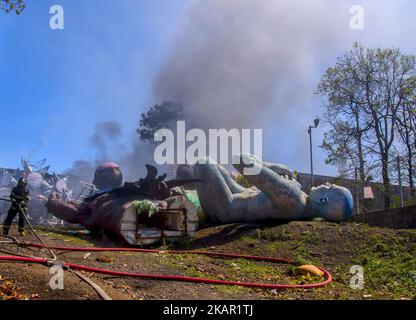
[0,221,415,300]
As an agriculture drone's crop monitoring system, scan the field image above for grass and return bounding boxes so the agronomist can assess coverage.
[19,225,95,246]
[351,234,416,299]
[209,221,416,299]
[8,220,415,300]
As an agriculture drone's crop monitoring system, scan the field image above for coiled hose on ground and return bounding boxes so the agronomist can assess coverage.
[0,241,333,290]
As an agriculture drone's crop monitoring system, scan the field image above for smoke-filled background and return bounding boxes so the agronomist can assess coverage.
[154,0,346,130]
[1,0,415,182]
[70,0,350,181]
[65,121,158,182]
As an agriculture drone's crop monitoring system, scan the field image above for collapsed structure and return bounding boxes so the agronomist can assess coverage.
[47,164,199,245]
[0,158,75,225]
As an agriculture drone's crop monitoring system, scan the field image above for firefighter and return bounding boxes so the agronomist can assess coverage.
[2,178,30,236]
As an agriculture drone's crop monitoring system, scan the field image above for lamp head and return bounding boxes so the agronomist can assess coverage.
[314,119,320,127]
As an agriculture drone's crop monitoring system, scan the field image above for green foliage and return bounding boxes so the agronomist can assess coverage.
[317,43,416,208]
[1,0,25,14]
[153,221,416,299]
[292,243,314,265]
[257,228,293,241]
[169,236,194,249]
[235,174,252,188]
[132,200,159,217]
[390,195,416,209]
[354,235,416,297]
[173,187,205,222]
[293,170,299,180]
[138,101,185,142]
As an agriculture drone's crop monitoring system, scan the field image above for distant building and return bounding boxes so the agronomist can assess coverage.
[297,172,413,213]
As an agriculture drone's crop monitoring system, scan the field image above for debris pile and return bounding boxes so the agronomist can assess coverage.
[47,164,200,245]
[0,158,79,226]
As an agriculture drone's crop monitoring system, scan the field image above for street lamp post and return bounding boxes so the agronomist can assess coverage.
[308,119,320,190]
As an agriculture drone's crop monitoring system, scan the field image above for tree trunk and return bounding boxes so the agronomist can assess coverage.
[399,108,415,202]
[407,152,415,200]
[381,153,391,209]
[406,110,415,200]
[355,112,366,183]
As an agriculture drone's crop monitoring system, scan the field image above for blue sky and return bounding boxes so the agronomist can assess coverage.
[1,0,415,177]
[0,0,191,172]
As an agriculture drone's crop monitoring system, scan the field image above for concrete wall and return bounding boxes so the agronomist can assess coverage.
[350,205,416,229]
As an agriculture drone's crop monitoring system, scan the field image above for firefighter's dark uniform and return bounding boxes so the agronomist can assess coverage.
[2,186,30,235]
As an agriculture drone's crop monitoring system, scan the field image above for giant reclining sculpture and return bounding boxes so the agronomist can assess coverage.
[188,154,353,224]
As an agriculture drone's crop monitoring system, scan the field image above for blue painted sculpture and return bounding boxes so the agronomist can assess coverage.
[188,154,353,224]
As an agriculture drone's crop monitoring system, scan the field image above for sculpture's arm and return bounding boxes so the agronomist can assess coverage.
[262,162,296,180]
[234,154,296,180]
[47,192,88,224]
[233,154,307,218]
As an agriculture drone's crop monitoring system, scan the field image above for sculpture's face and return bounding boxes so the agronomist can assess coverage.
[309,184,353,222]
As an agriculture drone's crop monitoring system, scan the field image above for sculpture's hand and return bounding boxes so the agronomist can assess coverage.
[236,154,295,180]
[263,163,295,180]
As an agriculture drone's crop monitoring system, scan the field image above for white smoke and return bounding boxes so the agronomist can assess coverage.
[67,0,413,179]
[153,0,350,131]
[67,121,165,182]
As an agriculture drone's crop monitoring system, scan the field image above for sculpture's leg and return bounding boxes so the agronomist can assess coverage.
[217,165,248,194]
[193,163,236,223]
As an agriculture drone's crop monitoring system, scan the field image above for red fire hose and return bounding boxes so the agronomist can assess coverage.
[0,242,333,290]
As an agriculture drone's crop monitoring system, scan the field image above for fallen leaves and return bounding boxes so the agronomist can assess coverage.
[0,275,38,300]
[95,256,115,263]
[83,253,92,260]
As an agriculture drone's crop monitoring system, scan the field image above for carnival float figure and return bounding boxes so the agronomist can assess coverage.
[188,154,353,224]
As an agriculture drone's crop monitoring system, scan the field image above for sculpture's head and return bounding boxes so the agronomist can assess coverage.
[93,162,123,191]
[309,183,353,222]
